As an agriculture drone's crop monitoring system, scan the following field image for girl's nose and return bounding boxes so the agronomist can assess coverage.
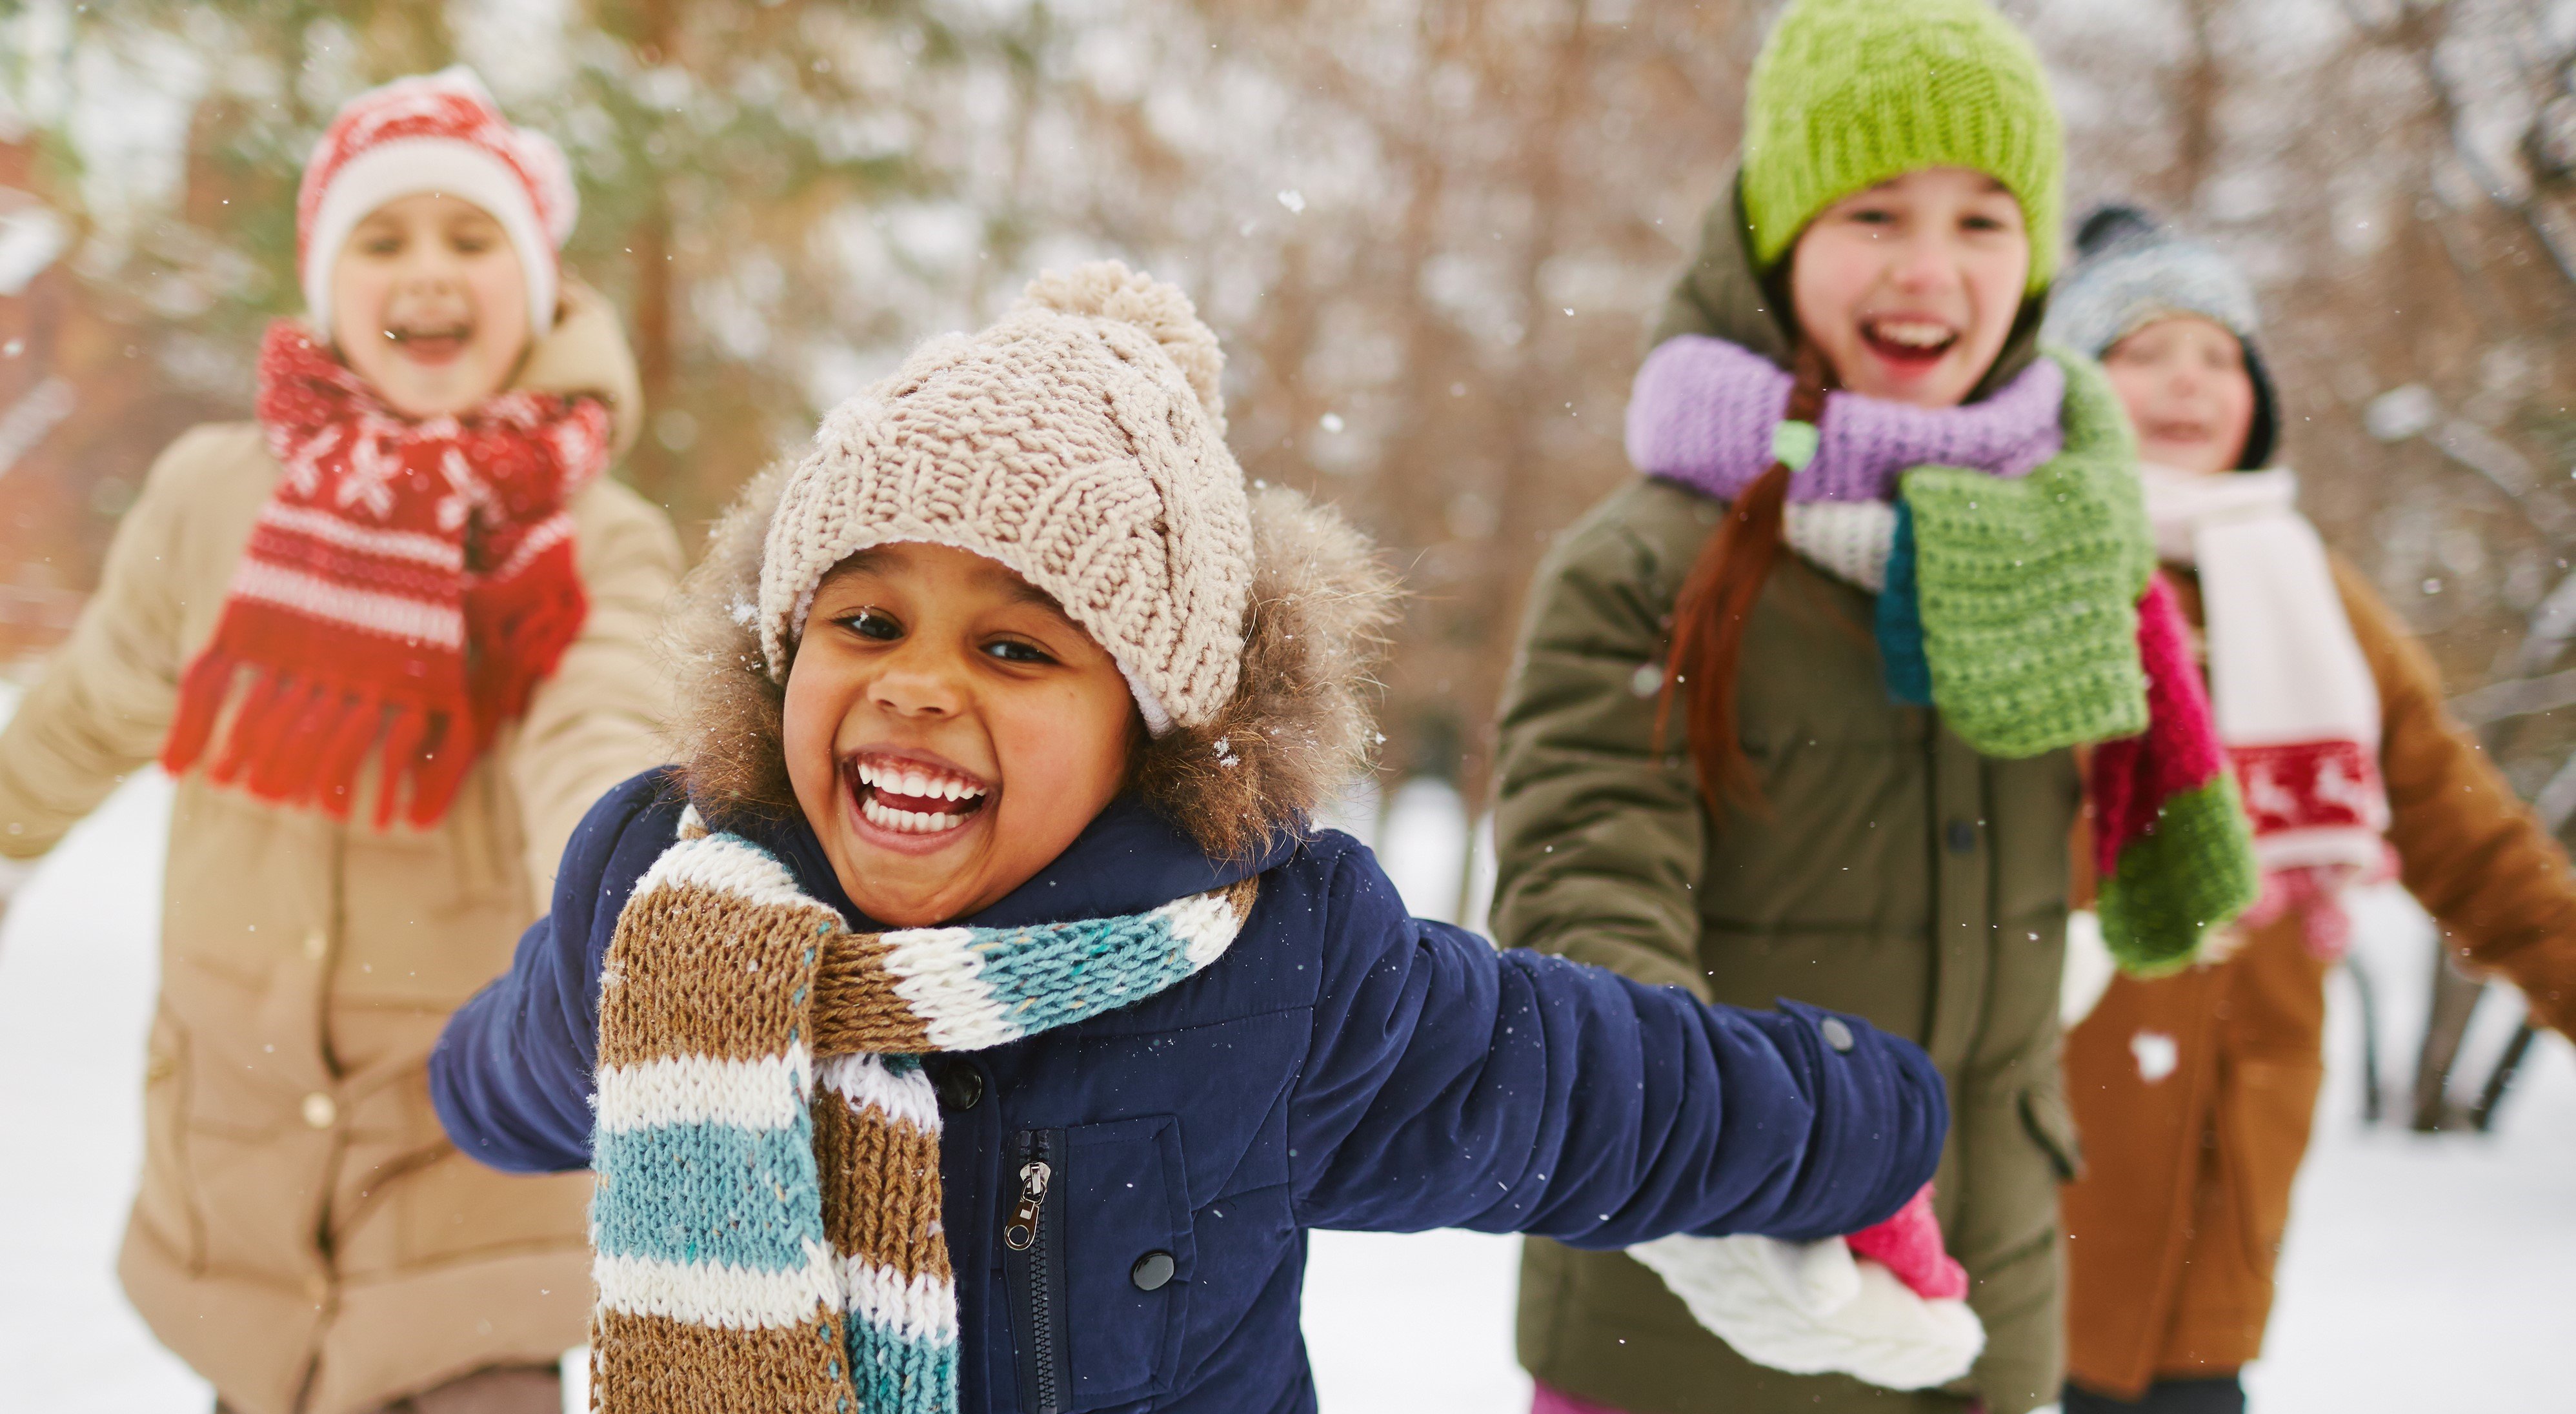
[1886,227,1962,292]
[869,651,967,719]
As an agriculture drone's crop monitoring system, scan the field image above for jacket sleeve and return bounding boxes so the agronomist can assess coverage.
[1292,845,1947,1247]
[505,479,682,899]
[0,429,209,860]
[2337,559,2576,1036]
[1489,483,1715,998]
[432,768,678,1172]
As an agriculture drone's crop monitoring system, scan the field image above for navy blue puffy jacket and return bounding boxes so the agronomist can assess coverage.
[433,771,1945,1413]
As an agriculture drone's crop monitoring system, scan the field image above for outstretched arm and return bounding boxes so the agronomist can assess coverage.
[432,768,680,1172]
[0,429,216,864]
[2340,559,2576,1038]
[1291,850,1946,1247]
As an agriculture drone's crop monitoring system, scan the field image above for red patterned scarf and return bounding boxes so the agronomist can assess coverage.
[162,321,610,827]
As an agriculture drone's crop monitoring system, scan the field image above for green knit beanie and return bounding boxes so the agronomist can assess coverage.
[1742,0,2065,292]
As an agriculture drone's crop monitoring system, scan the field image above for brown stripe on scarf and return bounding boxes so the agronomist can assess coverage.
[598,882,838,1068]
[592,1308,852,1414]
[810,931,936,1056]
[815,1084,954,1284]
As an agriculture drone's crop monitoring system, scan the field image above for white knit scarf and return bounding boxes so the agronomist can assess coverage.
[2140,463,2392,956]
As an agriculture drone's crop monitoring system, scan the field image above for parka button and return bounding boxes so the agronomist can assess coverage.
[936,1066,983,1112]
[303,929,328,962]
[1944,820,1977,854]
[301,1092,337,1129]
[1131,1250,1176,1291]
[1819,1018,1855,1054]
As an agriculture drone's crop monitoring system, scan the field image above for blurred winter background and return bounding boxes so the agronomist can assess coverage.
[3,0,2575,1409]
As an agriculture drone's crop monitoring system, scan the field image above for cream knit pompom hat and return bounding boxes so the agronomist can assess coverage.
[759,261,1253,734]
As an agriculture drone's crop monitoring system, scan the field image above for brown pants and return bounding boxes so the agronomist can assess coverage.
[218,1366,560,1414]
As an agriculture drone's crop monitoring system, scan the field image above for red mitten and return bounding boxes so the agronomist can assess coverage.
[1844,1184,1967,1301]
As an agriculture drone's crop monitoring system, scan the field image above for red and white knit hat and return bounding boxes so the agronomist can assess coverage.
[297,66,576,338]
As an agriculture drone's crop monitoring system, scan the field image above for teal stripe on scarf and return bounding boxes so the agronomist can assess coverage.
[963,911,1202,1034]
[592,1118,827,1269]
[850,1323,961,1413]
[1877,500,1933,707]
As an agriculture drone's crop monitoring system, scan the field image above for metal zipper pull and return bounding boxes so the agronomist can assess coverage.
[1004,1159,1052,1251]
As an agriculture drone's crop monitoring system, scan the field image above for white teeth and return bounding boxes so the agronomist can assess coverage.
[859,793,970,834]
[851,757,987,803]
[1871,319,1952,349]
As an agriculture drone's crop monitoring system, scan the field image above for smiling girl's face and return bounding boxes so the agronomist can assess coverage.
[328,191,531,418]
[2100,314,2257,476]
[1787,167,2032,409]
[782,541,1140,927]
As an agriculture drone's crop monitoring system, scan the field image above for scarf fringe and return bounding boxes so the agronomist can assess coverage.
[161,649,477,829]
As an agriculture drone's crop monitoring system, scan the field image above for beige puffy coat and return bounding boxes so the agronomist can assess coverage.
[0,286,681,1414]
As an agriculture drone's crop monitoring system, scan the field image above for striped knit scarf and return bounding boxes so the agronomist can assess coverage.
[1628,337,2257,971]
[161,321,609,828]
[589,809,1260,1414]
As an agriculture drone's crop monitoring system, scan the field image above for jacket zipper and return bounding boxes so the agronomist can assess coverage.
[1003,1128,1066,1413]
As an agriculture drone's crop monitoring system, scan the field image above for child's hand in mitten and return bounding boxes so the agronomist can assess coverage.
[1842,1183,1966,1300]
[1629,1218,1983,1392]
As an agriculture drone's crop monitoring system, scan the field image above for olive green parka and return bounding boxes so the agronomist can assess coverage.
[1493,181,2078,1414]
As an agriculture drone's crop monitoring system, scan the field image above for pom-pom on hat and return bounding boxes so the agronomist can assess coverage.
[297,66,577,338]
[1741,0,2064,292]
[2046,203,2280,467]
[759,261,1253,736]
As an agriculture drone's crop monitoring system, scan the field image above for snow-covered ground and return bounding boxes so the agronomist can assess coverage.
[1,768,2567,1412]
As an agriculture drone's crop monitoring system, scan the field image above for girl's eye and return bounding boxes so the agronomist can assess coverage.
[1961,212,2009,234]
[843,609,901,641]
[361,235,403,256]
[982,638,1056,665]
[1847,207,1898,226]
[452,232,495,254]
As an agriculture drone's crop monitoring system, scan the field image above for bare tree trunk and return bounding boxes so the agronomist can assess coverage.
[2411,947,2486,1131]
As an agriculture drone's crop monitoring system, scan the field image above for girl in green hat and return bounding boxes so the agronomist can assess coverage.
[1491,3,2256,1412]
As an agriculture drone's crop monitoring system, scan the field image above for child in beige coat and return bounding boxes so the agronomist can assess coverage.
[0,69,679,1414]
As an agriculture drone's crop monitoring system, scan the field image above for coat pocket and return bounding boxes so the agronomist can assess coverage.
[134,1011,204,1273]
[2019,1084,2084,1183]
[1056,1115,1193,1411]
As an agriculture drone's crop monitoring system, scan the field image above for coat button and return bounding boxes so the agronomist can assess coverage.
[1131,1250,1176,1291]
[936,1066,983,1112]
[301,1093,337,1129]
[1819,1018,1855,1054]
[303,929,328,962]
[1944,820,1977,854]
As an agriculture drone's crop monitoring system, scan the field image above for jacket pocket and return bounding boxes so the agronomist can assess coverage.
[1005,1116,1193,1412]
[134,1011,205,1273]
[2020,1084,2084,1183]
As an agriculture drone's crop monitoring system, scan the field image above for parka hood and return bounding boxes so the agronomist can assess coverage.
[665,465,1396,866]
[513,279,645,458]
[1649,165,2048,401]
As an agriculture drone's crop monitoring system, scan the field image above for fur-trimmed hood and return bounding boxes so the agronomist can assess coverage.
[664,466,1396,865]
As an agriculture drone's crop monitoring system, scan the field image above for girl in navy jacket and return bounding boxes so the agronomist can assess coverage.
[431,263,1947,1414]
